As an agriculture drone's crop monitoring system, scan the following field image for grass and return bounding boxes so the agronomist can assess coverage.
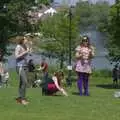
[0,71,120,120]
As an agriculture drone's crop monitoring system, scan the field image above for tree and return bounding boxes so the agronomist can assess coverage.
[0,0,35,58]
[75,1,110,30]
[39,9,79,69]
[91,2,110,32]
[107,1,120,63]
[7,0,35,34]
[37,0,52,6]
[75,2,93,29]
[0,0,11,58]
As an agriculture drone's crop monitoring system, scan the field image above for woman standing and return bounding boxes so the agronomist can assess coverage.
[15,37,30,105]
[75,36,95,96]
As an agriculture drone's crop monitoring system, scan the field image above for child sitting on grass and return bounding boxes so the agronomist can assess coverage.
[41,71,68,96]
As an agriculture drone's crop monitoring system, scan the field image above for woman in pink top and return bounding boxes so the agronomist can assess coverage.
[75,36,95,96]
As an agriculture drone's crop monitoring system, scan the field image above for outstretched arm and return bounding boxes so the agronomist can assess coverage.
[75,46,82,59]
[89,46,95,58]
[52,76,68,96]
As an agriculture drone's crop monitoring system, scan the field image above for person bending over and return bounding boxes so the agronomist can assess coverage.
[42,71,68,96]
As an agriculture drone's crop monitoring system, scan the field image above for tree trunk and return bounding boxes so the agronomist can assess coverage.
[60,52,64,69]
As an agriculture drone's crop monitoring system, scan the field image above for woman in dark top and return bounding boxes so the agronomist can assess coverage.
[112,64,118,87]
[42,71,68,96]
[27,59,36,87]
[28,59,35,72]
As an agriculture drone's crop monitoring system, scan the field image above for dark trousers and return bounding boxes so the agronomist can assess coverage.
[43,72,48,82]
[77,72,89,96]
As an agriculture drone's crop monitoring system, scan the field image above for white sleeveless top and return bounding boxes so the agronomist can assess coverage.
[15,45,28,67]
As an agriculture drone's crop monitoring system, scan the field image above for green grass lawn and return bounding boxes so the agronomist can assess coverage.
[0,71,120,120]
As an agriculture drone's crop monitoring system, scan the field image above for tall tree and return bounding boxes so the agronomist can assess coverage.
[107,1,120,63]
[39,9,79,69]
[37,0,53,5]
[75,1,110,30]
[0,0,11,58]
[0,0,34,58]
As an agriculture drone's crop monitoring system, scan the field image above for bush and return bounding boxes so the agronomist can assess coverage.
[92,69,111,78]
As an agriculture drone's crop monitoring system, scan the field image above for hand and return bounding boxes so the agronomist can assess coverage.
[75,52,82,59]
[61,88,68,96]
[64,92,68,96]
[37,67,42,71]
[29,48,33,53]
[26,48,30,53]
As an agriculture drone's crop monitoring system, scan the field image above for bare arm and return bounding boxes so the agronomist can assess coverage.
[89,46,95,58]
[75,46,82,59]
[52,76,68,96]
[40,64,46,70]
[75,51,82,59]
[37,63,46,71]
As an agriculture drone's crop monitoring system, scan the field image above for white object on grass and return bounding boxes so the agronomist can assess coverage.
[114,91,120,98]
[67,65,72,70]
[37,67,42,71]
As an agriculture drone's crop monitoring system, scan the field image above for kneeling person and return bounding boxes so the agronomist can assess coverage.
[42,71,68,96]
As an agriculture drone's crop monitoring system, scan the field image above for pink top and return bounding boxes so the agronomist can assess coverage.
[75,45,95,74]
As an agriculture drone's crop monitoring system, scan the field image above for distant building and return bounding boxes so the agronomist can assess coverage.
[44,7,57,16]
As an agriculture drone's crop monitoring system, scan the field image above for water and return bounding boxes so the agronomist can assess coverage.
[83,29,111,70]
[53,0,115,5]
[6,29,111,70]
[53,0,79,6]
[7,52,58,69]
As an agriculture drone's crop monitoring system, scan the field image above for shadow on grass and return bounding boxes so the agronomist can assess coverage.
[53,94,62,97]
[72,92,80,96]
[43,94,62,97]
[96,84,120,89]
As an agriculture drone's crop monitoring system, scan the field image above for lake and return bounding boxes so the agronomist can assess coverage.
[6,29,112,70]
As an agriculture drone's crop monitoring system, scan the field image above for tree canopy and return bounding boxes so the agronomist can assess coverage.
[106,2,120,63]
[39,8,79,68]
[0,0,37,58]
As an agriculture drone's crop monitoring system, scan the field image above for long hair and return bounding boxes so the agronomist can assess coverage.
[80,36,91,48]
[54,71,64,86]
[18,37,27,50]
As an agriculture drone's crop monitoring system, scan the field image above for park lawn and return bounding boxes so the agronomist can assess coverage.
[0,71,120,120]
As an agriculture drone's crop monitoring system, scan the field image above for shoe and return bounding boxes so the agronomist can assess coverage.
[16,97,22,104]
[21,99,29,105]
